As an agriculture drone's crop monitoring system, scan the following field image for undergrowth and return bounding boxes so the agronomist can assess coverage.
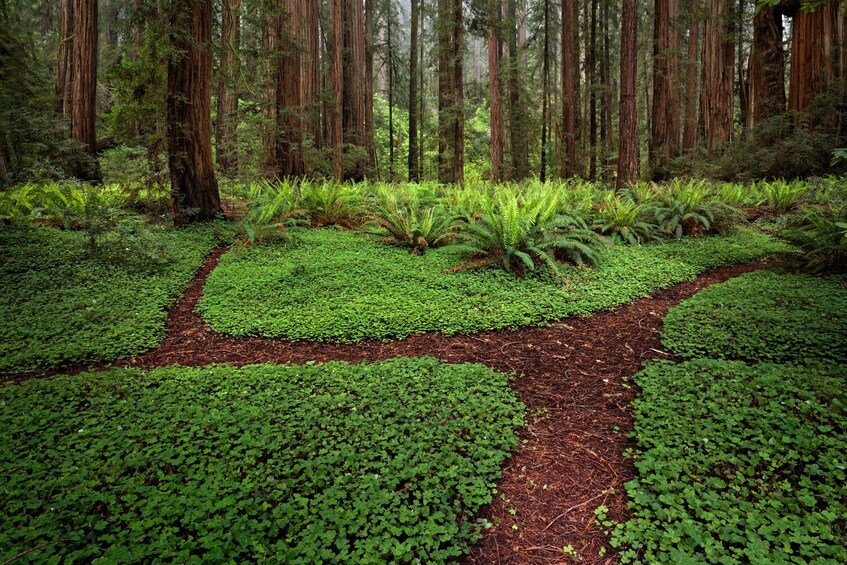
[662,270,847,364]
[0,358,524,563]
[614,359,847,564]
[197,227,790,342]
[0,222,236,374]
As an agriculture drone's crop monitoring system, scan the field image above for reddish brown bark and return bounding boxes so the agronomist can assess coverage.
[260,7,279,177]
[277,0,304,177]
[56,0,74,116]
[488,1,504,181]
[300,0,320,149]
[561,0,577,177]
[71,0,99,175]
[617,0,639,188]
[788,1,842,128]
[329,0,344,178]
[452,0,464,184]
[216,0,240,174]
[408,0,421,181]
[167,0,222,224]
[682,15,699,150]
[437,0,463,184]
[364,0,376,172]
[650,0,681,178]
[748,3,785,128]
[699,0,734,155]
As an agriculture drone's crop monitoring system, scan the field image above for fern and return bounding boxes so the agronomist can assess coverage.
[364,189,459,254]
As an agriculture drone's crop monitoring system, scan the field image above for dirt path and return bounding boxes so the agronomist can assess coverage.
[6,248,772,564]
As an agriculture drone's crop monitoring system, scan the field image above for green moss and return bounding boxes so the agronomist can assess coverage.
[0,223,235,374]
[613,359,847,564]
[662,270,847,363]
[198,227,790,342]
[0,358,523,563]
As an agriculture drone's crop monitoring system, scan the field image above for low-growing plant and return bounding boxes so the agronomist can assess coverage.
[592,193,661,245]
[778,204,847,272]
[662,270,847,363]
[239,180,302,246]
[0,359,524,563]
[762,178,808,215]
[298,179,363,227]
[364,189,459,254]
[454,191,606,276]
[613,359,847,564]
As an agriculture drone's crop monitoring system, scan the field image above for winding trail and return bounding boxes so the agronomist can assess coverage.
[7,248,772,564]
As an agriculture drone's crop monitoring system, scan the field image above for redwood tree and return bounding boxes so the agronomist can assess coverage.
[561,0,577,177]
[487,0,504,181]
[277,0,304,177]
[71,0,99,179]
[699,0,734,155]
[409,0,421,181]
[437,0,464,184]
[650,0,681,178]
[747,2,785,128]
[167,0,222,224]
[682,12,699,151]
[617,0,639,187]
[216,0,240,174]
[56,0,73,117]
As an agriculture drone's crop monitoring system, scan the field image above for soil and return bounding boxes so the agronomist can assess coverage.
[5,248,772,564]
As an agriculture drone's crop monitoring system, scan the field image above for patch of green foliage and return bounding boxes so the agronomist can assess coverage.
[777,204,847,273]
[198,227,789,342]
[0,222,235,374]
[613,359,847,564]
[662,270,847,364]
[0,358,524,563]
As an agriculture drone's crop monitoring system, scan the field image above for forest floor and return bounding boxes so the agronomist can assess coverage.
[6,248,773,564]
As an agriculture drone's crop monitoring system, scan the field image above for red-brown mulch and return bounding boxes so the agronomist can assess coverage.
[5,248,772,564]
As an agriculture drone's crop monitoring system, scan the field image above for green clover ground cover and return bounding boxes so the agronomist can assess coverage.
[198,227,789,342]
[662,270,847,363]
[614,270,847,562]
[614,360,847,564]
[0,358,524,563]
[0,223,234,375]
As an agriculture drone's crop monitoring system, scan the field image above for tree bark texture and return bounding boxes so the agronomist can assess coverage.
[682,14,699,150]
[699,0,734,155]
[617,0,639,187]
[216,0,240,174]
[650,0,681,178]
[748,3,785,127]
[71,0,98,160]
[561,0,577,177]
[167,0,222,224]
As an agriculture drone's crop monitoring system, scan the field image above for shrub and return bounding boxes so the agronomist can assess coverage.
[762,179,808,215]
[239,180,302,246]
[662,270,847,364]
[613,359,847,564]
[298,180,363,228]
[0,359,524,563]
[592,192,661,245]
[455,190,606,276]
[778,204,847,273]
[364,188,459,255]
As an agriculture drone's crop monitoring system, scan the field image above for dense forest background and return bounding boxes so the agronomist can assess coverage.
[1,0,845,220]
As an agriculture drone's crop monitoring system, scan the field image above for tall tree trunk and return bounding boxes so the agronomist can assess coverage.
[507,0,529,179]
[601,0,612,172]
[409,0,421,181]
[561,0,577,177]
[301,0,320,150]
[56,0,73,116]
[71,0,100,180]
[329,0,344,178]
[540,0,550,181]
[617,0,638,187]
[277,0,304,177]
[487,1,504,181]
[419,2,426,179]
[650,0,681,179]
[788,0,842,129]
[748,2,785,128]
[588,0,597,179]
[388,9,395,180]
[452,0,464,183]
[682,13,699,150]
[167,0,222,224]
[261,7,279,177]
[364,0,376,173]
[699,0,734,156]
[737,0,749,130]
[216,0,240,175]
